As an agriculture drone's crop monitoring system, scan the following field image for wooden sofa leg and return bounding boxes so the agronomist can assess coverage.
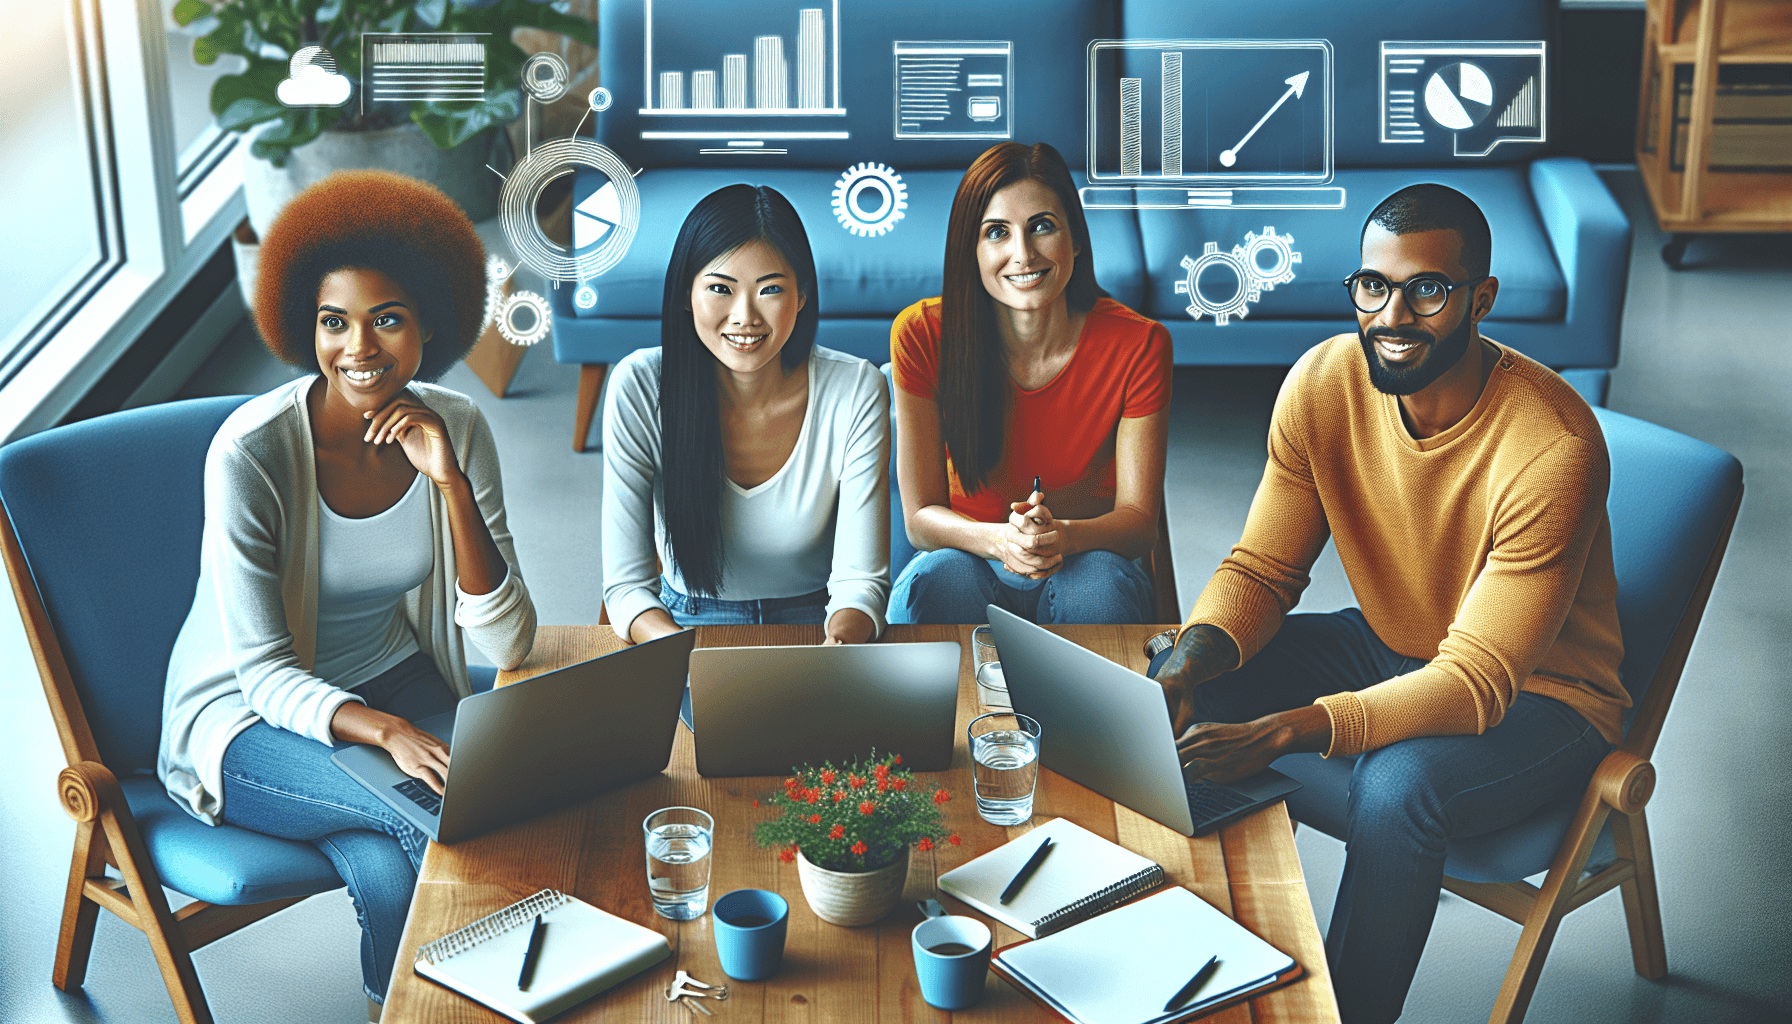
[1612,809,1668,980]
[573,364,607,452]
[53,819,105,991]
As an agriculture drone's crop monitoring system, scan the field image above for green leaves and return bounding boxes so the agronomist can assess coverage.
[413,88,521,149]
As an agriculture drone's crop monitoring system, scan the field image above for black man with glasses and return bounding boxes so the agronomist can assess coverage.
[1152,184,1627,1023]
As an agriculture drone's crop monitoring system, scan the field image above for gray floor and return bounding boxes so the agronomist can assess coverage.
[1,170,1786,1023]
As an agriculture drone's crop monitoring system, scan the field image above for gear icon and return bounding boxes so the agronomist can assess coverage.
[495,290,552,346]
[1242,227,1301,291]
[1175,243,1260,326]
[483,256,513,328]
[831,162,908,237]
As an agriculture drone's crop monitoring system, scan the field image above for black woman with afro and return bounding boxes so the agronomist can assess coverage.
[156,170,535,1013]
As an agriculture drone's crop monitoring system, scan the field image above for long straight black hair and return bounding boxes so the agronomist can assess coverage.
[938,142,1102,494]
[659,184,819,597]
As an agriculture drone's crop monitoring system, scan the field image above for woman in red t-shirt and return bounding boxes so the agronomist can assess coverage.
[888,142,1171,625]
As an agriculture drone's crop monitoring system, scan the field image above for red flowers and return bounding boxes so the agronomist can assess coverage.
[806,790,819,804]
[752,799,759,807]
[779,848,795,863]
[848,774,865,788]
[933,789,952,804]
[858,800,877,816]
[829,824,845,840]
[754,753,950,874]
[820,769,835,784]
[832,791,845,802]
[893,755,902,765]
[948,834,961,846]
[876,779,888,793]
[808,814,821,824]
[851,841,868,855]
[892,778,908,791]
[917,837,935,852]
[873,763,890,780]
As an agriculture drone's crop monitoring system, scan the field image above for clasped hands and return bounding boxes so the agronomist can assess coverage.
[994,489,1063,579]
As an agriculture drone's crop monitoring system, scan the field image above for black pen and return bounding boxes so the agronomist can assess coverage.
[1163,955,1220,1012]
[1024,476,1047,526]
[998,836,1054,904]
[517,914,546,991]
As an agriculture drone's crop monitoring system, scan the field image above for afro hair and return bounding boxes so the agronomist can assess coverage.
[253,170,486,382]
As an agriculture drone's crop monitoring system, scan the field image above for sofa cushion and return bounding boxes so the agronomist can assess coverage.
[598,0,1117,171]
[1133,166,1566,325]
[570,167,1145,320]
[1120,0,1553,167]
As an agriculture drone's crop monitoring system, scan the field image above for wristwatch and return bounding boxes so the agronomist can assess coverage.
[1143,628,1179,660]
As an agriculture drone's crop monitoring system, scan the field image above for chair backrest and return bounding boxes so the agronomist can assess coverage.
[0,396,253,773]
[1593,406,1743,750]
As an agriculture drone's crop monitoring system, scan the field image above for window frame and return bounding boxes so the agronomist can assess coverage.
[0,0,246,444]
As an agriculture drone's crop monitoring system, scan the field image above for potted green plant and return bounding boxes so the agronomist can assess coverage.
[173,0,596,235]
[755,753,960,927]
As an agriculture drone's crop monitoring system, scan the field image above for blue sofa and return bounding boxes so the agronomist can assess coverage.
[551,0,1629,449]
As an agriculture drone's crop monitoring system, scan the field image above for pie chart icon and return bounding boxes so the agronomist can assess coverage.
[573,179,624,252]
[1423,61,1494,131]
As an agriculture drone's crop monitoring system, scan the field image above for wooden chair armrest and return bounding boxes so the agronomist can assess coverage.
[58,760,121,823]
[1590,750,1654,814]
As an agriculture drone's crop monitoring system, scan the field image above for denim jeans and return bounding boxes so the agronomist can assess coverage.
[659,576,829,626]
[219,652,456,1004]
[886,547,1155,625]
[1186,609,1613,1024]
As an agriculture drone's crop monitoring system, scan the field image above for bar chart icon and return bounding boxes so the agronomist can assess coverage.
[642,0,844,116]
[1088,40,1333,186]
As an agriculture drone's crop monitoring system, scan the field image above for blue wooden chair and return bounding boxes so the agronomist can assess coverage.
[1272,406,1744,1024]
[3,397,336,1024]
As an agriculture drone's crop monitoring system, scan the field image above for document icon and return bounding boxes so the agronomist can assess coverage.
[894,41,1013,140]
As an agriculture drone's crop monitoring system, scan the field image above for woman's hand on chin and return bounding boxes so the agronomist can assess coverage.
[364,396,461,489]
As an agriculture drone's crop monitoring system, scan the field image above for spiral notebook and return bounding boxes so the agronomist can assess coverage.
[413,889,670,1023]
[937,818,1166,938]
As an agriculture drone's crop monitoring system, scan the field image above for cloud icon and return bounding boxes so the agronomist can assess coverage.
[278,46,351,107]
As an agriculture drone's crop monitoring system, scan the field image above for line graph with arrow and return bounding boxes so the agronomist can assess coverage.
[1087,40,1333,188]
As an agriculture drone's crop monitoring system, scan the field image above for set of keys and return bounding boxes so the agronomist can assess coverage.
[665,970,729,1016]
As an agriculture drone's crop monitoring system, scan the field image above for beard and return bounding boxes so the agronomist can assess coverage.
[1357,309,1476,396]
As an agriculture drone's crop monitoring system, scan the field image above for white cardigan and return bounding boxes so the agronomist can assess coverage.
[157,377,536,824]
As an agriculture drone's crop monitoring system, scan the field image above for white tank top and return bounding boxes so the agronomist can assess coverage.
[314,472,433,689]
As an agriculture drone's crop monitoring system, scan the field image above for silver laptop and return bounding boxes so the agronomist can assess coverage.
[688,642,962,776]
[331,629,697,843]
[987,606,1300,837]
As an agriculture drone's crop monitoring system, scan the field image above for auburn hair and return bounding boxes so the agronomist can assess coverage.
[937,142,1102,494]
[254,169,486,381]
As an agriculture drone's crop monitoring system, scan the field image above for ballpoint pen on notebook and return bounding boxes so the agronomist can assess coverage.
[517,915,545,990]
[999,836,1054,904]
[1163,955,1221,1012]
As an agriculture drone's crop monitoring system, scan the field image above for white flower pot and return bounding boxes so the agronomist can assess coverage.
[795,847,909,927]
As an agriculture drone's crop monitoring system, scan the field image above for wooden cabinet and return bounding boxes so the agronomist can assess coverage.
[1636,0,1792,266]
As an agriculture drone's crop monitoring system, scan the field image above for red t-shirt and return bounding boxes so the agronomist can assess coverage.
[891,296,1172,524]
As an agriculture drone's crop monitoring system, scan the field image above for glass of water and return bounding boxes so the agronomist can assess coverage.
[643,806,714,920]
[968,712,1041,826]
[971,625,1011,710]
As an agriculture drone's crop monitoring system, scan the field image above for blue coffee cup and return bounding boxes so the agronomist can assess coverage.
[713,889,789,981]
[911,915,993,1010]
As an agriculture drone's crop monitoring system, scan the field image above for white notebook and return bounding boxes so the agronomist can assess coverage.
[413,889,670,1024]
[993,887,1300,1024]
[937,818,1165,938]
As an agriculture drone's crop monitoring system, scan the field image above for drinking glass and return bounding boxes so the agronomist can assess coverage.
[968,712,1041,826]
[643,806,714,920]
[971,625,1011,710]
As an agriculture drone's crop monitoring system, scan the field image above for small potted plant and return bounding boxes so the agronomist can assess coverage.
[754,753,960,927]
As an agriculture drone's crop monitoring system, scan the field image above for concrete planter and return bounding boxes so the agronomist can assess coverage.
[795,846,909,927]
[240,122,505,238]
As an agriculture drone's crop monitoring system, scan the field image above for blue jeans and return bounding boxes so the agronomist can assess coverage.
[219,652,456,1004]
[1186,609,1613,1024]
[886,547,1154,625]
[660,577,828,625]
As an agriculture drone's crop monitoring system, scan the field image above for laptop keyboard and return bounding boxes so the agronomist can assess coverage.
[1186,781,1253,826]
[393,778,442,816]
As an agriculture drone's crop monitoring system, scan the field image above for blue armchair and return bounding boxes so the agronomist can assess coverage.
[1271,408,1744,1024]
[0,397,342,1024]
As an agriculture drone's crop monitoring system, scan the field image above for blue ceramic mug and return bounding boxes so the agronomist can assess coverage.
[911,915,993,1010]
[713,889,789,981]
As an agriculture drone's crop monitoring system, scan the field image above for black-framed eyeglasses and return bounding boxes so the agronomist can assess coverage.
[1342,271,1488,317]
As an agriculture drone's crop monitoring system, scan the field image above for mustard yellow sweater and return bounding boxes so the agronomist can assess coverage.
[1187,336,1628,757]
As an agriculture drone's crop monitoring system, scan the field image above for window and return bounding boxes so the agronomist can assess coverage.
[0,0,246,442]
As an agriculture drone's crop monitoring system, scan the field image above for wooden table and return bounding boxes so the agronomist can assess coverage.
[383,625,1340,1023]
